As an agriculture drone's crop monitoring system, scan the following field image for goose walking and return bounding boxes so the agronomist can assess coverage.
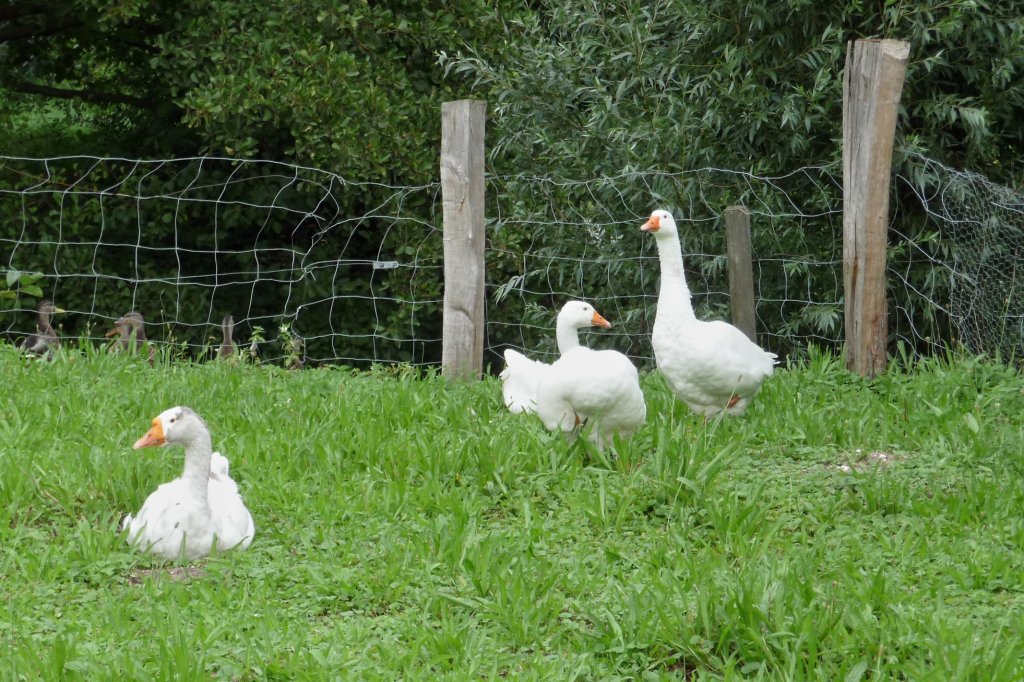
[641,209,776,416]
[501,300,610,414]
[503,301,646,449]
[124,406,255,560]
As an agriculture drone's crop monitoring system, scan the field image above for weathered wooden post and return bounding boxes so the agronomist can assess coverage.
[441,99,486,380]
[842,39,910,378]
[724,205,757,343]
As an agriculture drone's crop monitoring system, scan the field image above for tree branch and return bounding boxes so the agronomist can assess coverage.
[0,3,50,23]
[0,14,84,43]
[8,80,153,109]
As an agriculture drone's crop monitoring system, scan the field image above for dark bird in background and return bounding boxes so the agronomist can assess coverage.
[21,300,64,358]
[106,311,147,351]
[106,311,155,365]
[218,314,236,359]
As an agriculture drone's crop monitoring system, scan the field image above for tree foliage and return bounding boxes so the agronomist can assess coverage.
[444,0,1023,361]
[1,0,1022,364]
[446,0,1023,183]
[0,0,188,153]
[1,0,507,363]
[0,0,508,178]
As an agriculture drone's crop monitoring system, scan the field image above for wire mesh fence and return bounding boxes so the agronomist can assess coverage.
[1,153,1019,370]
[0,155,443,366]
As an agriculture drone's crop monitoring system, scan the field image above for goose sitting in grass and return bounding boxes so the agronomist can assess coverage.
[218,314,236,359]
[20,300,65,358]
[502,301,646,450]
[641,209,777,417]
[124,406,255,561]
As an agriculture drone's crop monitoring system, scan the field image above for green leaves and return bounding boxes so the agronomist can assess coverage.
[1,270,45,300]
[2,0,1022,366]
[448,0,1024,361]
[147,0,504,185]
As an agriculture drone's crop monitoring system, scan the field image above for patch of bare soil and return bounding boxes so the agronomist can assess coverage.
[826,450,904,473]
[126,565,207,585]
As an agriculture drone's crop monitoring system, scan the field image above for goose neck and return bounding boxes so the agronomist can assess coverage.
[555,323,581,355]
[180,435,213,502]
[656,235,696,322]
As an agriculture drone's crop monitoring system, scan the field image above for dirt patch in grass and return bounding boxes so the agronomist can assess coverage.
[826,450,904,473]
[126,565,206,585]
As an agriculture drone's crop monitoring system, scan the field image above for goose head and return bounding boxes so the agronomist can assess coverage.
[133,406,207,450]
[36,300,65,329]
[107,311,147,347]
[120,311,146,336]
[640,209,679,239]
[558,300,612,331]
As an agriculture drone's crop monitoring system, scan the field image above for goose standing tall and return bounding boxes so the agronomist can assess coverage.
[218,314,236,359]
[124,406,255,560]
[642,209,776,416]
[504,301,646,449]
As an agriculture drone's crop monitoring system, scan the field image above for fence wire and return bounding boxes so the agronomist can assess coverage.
[1,153,1017,369]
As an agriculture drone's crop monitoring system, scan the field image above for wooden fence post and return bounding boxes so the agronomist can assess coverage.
[842,39,910,378]
[441,100,487,380]
[724,205,757,343]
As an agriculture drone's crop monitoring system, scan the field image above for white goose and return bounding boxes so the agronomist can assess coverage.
[642,209,776,416]
[124,406,255,560]
[500,300,616,415]
[527,301,646,449]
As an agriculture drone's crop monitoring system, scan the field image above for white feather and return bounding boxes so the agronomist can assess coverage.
[500,349,549,414]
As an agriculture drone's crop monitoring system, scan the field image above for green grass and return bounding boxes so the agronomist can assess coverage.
[1,344,1023,680]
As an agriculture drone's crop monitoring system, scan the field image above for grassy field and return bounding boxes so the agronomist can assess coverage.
[1,344,1023,680]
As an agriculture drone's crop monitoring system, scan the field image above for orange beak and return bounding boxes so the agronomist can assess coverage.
[591,311,612,329]
[133,417,167,449]
[641,214,661,232]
